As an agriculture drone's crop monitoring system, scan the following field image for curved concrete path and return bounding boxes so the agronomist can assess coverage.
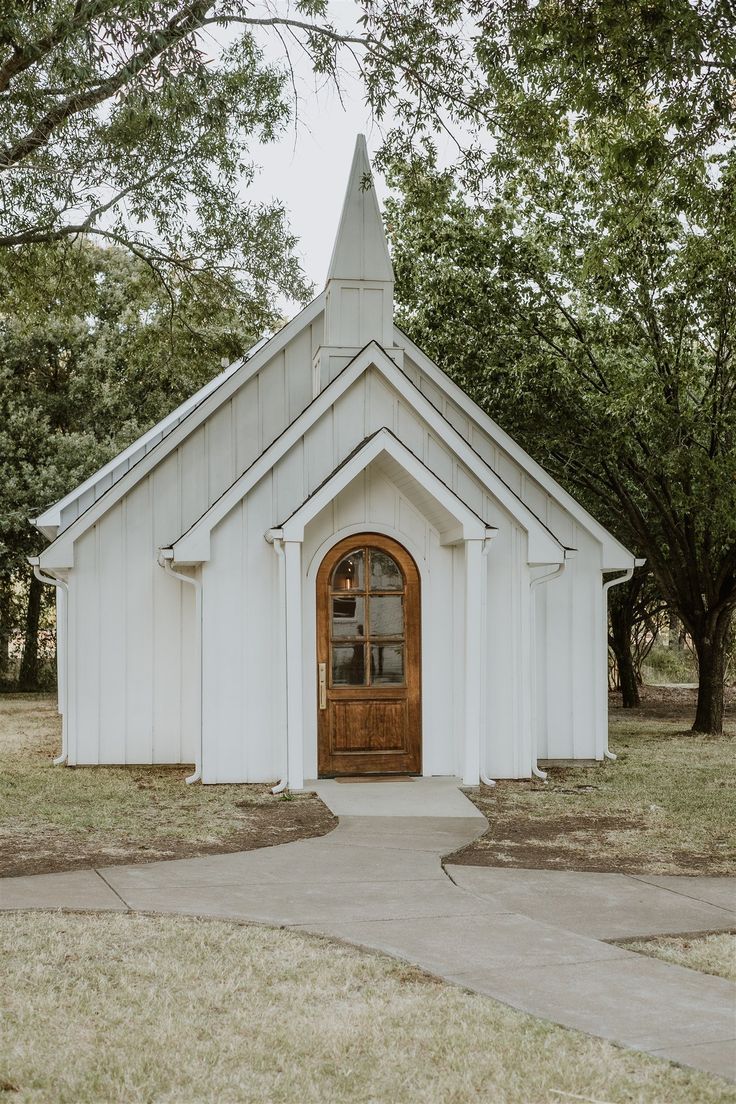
[2,779,734,1082]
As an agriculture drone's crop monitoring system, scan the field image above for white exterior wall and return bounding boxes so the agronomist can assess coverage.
[534,526,605,761]
[64,317,322,766]
[42,132,628,782]
[198,371,536,782]
[60,316,608,775]
[408,350,607,763]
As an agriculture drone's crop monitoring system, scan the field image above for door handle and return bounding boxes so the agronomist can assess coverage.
[318,663,327,710]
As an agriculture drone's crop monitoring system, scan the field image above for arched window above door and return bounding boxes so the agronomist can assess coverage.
[329,545,407,687]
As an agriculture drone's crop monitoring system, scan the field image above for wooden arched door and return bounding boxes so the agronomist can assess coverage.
[317,534,421,776]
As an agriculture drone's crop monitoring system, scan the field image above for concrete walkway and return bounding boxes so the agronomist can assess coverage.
[2,779,734,1082]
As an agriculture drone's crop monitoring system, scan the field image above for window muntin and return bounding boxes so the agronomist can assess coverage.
[329,546,406,687]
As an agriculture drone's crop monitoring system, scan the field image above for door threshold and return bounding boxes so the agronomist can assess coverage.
[332,774,418,784]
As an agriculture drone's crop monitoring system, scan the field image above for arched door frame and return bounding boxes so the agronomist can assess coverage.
[315,532,422,777]
[303,523,431,782]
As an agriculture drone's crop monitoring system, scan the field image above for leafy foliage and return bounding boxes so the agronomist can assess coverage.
[0,239,276,680]
[386,2,736,731]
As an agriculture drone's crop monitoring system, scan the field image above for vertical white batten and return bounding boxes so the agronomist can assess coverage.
[266,530,304,791]
[479,532,496,787]
[158,551,202,783]
[28,557,68,765]
[463,537,484,786]
[530,555,570,779]
[284,540,305,790]
[270,534,288,793]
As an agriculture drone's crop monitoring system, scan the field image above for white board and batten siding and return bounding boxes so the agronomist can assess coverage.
[63,335,608,775]
[200,367,535,782]
[64,314,323,765]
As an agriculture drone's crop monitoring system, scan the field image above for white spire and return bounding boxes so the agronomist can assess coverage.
[326,134,393,284]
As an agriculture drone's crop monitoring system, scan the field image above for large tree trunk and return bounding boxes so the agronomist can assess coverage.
[691,609,732,734]
[668,609,684,651]
[609,598,640,708]
[608,575,643,708]
[18,573,43,691]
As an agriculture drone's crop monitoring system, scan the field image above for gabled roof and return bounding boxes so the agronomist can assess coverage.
[178,428,495,562]
[32,339,260,541]
[277,428,492,543]
[35,292,325,560]
[164,343,565,568]
[326,134,393,283]
[34,133,635,574]
[398,327,636,569]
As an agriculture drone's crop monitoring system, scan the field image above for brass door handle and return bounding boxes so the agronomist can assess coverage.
[318,663,327,710]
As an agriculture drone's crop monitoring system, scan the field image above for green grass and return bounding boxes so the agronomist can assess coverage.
[2,912,733,1104]
[0,695,333,876]
[459,704,736,875]
[642,644,698,685]
[624,932,736,982]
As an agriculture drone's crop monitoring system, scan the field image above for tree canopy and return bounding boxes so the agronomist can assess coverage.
[385,1,736,732]
[0,239,271,684]
[0,0,483,292]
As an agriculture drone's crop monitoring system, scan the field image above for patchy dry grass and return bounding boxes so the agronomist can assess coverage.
[0,695,335,877]
[623,932,736,982]
[454,693,736,875]
[1,912,733,1104]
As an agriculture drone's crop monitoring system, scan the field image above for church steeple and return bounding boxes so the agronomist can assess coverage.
[319,135,396,377]
[326,134,393,284]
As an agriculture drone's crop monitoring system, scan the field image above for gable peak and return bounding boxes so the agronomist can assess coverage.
[326,134,393,284]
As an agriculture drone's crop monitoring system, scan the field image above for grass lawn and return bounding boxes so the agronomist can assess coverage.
[2,912,733,1104]
[622,932,736,983]
[0,695,335,878]
[453,689,736,875]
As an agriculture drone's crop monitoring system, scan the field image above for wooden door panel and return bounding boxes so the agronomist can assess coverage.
[317,534,421,776]
[333,700,408,752]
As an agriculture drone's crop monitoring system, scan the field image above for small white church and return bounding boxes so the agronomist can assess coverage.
[31,136,638,789]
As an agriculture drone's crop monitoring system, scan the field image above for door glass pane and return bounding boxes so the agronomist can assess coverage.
[331,596,365,639]
[369,595,403,638]
[332,644,366,686]
[332,550,364,592]
[371,644,404,684]
[369,550,402,590]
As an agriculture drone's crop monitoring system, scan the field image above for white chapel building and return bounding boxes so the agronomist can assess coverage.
[31,136,638,789]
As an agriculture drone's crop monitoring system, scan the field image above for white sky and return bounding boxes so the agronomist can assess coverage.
[245,95,389,293]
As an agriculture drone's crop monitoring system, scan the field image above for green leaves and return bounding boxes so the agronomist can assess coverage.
[0,238,276,578]
[386,3,736,663]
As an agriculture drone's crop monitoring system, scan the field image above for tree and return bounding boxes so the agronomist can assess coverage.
[0,0,489,292]
[0,239,280,686]
[608,570,668,707]
[388,116,732,733]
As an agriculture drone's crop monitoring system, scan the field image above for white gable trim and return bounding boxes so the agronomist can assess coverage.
[34,292,326,542]
[397,326,636,569]
[277,428,494,543]
[166,344,564,567]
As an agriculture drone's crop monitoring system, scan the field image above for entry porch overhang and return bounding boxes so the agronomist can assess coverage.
[269,427,496,547]
[262,431,500,795]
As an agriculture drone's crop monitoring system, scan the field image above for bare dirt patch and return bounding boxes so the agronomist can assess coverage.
[450,687,736,876]
[0,694,336,879]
